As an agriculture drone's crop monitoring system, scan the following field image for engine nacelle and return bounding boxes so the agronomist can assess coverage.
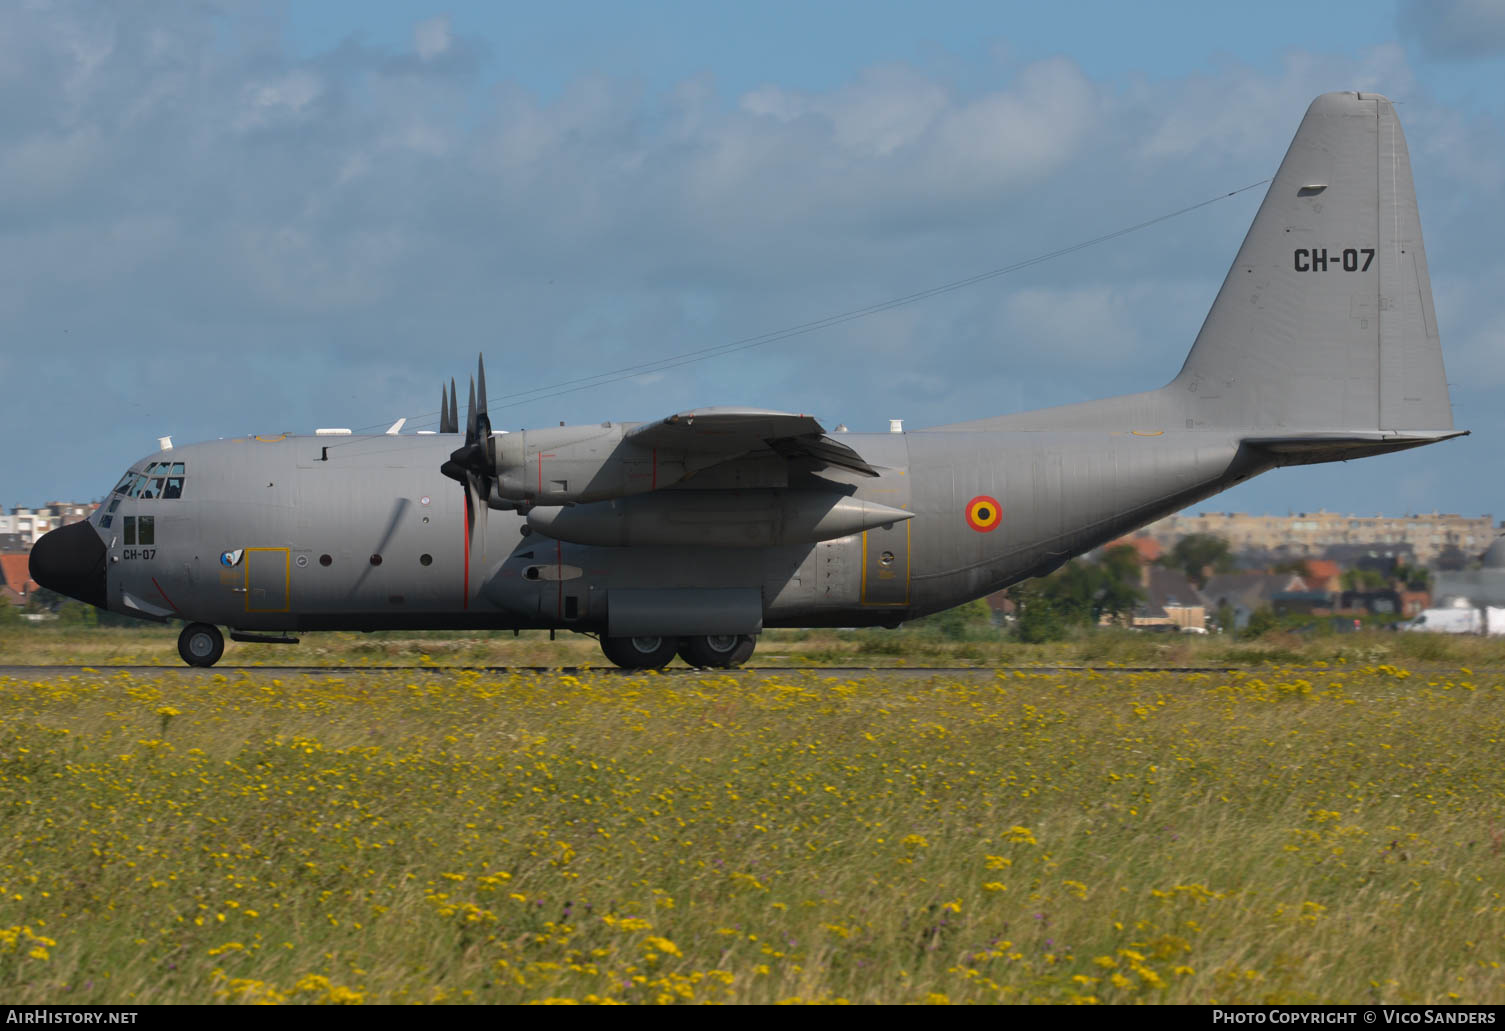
[488,423,696,504]
[525,489,913,548]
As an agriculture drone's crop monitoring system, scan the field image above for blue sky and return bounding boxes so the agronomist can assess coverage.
[4,0,1505,524]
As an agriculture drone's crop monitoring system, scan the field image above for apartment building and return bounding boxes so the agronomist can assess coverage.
[0,503,95,548]
[1142,510,1496,565]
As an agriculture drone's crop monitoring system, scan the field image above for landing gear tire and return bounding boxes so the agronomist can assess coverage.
[678,634,757,668]
[601,635,681,670]
[178,623,225,668]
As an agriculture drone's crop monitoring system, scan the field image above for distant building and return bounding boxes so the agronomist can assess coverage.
[0,553,38,604]
[1143,510,1495,566]
[1199,572,1307,630]
[1132,566,1206,631]
[0,503,96,548]
[1434,537,1505,608]
[1105,535,1164,564]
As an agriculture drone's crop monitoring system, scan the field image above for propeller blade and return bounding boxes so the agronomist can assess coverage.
[475,353,491,439]
[438,383,451,434]
[466,377,477,445]
[470,476,488,555]
[448,378,458,434]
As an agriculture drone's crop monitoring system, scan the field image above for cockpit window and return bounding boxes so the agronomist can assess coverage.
[112,463,188,501]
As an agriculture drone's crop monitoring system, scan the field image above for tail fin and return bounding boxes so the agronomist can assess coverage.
[1173,91,1452,434]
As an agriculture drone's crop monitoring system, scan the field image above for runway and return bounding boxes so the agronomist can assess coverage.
[0,664,1239,677]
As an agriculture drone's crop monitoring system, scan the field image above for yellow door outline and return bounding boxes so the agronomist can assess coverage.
[244,547,291,613]
[860,521,911,606]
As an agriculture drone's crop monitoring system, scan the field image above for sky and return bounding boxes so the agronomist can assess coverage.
[4,0,1504,522]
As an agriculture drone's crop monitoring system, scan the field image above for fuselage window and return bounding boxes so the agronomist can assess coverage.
[163,477,184,499]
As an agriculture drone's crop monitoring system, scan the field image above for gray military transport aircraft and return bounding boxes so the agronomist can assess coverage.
[31,92,1463,669]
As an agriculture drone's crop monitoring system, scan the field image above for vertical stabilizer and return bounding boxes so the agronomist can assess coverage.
[1172,92,1450,433]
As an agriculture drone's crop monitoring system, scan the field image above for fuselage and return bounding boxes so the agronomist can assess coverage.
[70,426,1267,635]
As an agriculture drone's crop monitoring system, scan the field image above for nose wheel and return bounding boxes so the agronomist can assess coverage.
[178,623,225,668]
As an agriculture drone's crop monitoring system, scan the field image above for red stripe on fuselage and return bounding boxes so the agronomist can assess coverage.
[152,577,181,614]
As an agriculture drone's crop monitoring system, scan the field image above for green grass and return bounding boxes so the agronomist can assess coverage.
[8,621,1505,671]
[1,661,1502,1003]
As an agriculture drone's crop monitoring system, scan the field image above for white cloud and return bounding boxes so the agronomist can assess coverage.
[414,15,452,61]
[1399,0,1505,60]
[236,70,323,130]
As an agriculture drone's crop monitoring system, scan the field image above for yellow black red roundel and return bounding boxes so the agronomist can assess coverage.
[965,495,1001,532]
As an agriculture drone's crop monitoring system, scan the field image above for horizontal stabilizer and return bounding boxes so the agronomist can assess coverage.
[1243,429,1468,465]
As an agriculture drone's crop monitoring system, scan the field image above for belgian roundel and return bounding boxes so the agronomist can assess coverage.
[965,496,1001,533]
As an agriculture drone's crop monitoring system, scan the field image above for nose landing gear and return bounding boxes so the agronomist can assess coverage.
[178,622,225,667]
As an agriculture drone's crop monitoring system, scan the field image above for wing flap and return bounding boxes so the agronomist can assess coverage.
[627,406,879,477]
[626,407,825,451]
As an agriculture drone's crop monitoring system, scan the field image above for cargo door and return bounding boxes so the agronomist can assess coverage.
[245,547,290,613]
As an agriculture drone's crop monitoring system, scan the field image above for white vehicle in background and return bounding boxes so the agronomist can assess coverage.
[1401,603,1505,635]
[1489,607,1505,636]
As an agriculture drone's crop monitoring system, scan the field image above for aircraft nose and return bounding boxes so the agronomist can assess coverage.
[29,520,107,609]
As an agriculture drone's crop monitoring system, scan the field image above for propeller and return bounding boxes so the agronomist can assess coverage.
[437,378,462,434]
[440,356,498,595]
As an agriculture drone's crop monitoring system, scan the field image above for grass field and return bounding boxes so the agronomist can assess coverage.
[1,651,1502,1003]
[7,620,1505,670]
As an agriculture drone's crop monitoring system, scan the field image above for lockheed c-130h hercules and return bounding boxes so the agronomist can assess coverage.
[31,92,1464,669]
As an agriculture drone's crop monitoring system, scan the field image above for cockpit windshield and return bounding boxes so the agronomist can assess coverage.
[99,461,188,529]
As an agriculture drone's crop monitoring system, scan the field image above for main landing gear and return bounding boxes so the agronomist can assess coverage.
[178,622,225,668]
[600,634,758,670]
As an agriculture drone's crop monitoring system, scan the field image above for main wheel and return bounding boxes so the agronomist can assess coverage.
[178,623,225,668]
[678,634,757,668]
[600,635,680,670]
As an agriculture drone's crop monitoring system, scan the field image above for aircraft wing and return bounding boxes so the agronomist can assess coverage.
[626,407,879,476]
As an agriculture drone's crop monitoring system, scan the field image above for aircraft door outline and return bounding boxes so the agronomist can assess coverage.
[245,547,291,613]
